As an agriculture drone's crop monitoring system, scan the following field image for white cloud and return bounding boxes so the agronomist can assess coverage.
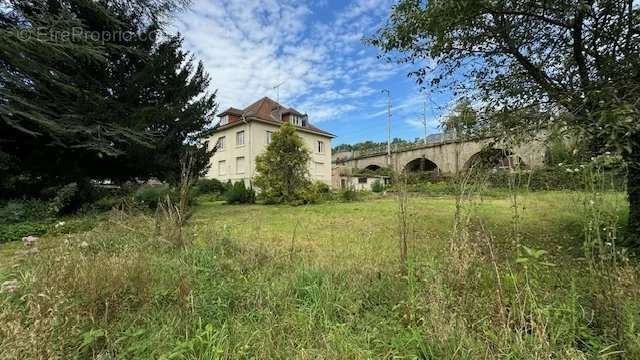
[172,0,399,123]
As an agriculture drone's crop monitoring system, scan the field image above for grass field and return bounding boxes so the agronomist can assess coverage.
[1,190,638,359]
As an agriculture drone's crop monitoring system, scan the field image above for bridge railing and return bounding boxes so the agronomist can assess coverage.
[333,133,459,163]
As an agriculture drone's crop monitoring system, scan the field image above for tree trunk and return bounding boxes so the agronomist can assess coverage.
[627,152,640,248]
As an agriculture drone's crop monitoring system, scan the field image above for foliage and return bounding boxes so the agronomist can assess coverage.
[134,185,172,210]
[254,123,311,204]
[299,181,333,205]
[166,323,226,359]
[334,138,420,153]
[0,0,217,198]
[0,200,51,224]
[352,166,394,177]
[195,178,226,196]
[371,179,384,193]
[47,183,79,215]
[441,98,479,139]
[372,0,640,244]
[0,222,47,243]
[223,181,255,205]
[339,186,359,202]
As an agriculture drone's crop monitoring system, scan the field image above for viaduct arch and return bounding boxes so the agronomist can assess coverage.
[333,136,547,175]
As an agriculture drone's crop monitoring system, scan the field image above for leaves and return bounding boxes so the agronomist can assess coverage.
[254,123,311,204]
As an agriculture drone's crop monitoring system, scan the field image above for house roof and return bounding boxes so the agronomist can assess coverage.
[218,107,243,117]
[214,96,335,138]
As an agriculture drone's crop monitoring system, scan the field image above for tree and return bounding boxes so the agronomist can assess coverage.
[372,0,640,245]
[0,0,215,197]
[254,123,311,204]
[442,98,478,140]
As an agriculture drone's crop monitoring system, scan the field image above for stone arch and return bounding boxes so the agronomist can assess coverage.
[364,164,383,171]
[464,148,526,171]
[403,156,440,173]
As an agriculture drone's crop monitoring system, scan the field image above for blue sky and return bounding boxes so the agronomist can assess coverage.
[172,0,456,146]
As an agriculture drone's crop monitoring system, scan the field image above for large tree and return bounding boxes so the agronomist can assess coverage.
[0,0,215,196]
[254,123,311,204]
[372,0,640,244]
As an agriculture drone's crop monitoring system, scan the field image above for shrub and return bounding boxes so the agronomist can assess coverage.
[92,195,127,211]
[134,184,172,209]
[339,186,359,202]
[224,181,255,204]
[371,179,384,193]
[0,199,51,224]
[298,181,333,205]
[313,181,331,194]
[484,167,626,191]
[195,178,225,195]
[0,221,47,243]
[48,182,79,214]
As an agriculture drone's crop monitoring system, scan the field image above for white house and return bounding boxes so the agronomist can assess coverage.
[206,97,335,185]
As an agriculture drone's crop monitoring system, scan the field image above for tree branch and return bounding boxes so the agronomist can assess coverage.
[483,6,572,28]
[571,3,591,92]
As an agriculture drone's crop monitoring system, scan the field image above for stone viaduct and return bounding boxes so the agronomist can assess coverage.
[332,135,548,175]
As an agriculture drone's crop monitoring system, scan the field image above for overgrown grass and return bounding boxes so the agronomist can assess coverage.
[0,190,637,358]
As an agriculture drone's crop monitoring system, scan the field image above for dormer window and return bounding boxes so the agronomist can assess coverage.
[220,115,229,125]
[291,115,304,126]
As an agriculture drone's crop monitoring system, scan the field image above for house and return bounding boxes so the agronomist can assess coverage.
[206,97,335,186]
[332,166,391,191]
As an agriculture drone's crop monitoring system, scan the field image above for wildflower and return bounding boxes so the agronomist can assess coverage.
[55,221,66,228]
[22,235,39,247]
[80,241,89,248]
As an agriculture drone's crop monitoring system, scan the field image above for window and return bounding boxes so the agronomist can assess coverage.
[218,160,226,175]
[266,131,273,144]
[216,136,225,151]
[236,157,245,174]
[220,115,229,125]
[317,140,325,153]
[291,115,302,126]
[236,130,245,146]
[358,177,367,184]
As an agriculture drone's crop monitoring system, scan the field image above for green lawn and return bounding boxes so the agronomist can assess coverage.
[1,191,637,359]
[192,191,599,269]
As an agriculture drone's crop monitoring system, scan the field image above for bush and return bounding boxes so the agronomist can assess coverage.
[484,167,626,191]
[134,184,172,209]
[371,180,384,193]
[195,178,225,195]
[92,195,127,211]
[297,182,333,205]
[224,181,255,204]
[339,186,359,202]
[48,182,79,214]
[42,180,96,214]
[0,221,48,243]
[0,199,51,224]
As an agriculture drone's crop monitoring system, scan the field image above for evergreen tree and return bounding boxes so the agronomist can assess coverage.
[0,0,216,197]
[254,123,311,204]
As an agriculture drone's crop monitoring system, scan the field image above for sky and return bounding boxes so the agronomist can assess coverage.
[172,0,456,146]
